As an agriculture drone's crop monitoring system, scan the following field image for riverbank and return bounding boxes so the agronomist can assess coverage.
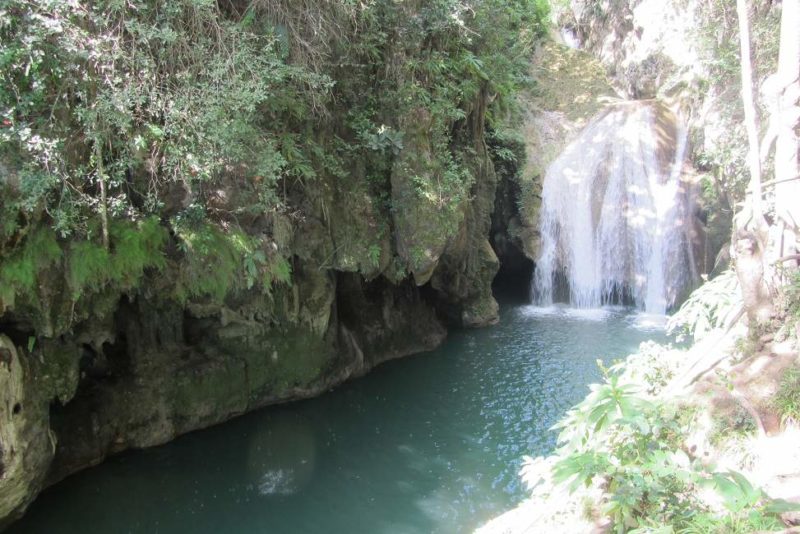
[478,319,800,533]
[7,304,665,533]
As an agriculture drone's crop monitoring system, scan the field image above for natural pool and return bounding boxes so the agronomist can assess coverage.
[9,302,667,534]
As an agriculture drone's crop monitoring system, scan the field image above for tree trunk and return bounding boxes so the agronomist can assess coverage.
[95,141,110,251]
[734,0,774,327]
[772,0,800,261]
[736,0,763,223]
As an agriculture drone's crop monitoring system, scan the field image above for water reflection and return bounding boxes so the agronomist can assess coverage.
[10,304,668,534]
[245,413,316,497]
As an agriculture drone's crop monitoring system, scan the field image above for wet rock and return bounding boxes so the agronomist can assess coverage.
[391,107,464,285]
[513,42,617,262]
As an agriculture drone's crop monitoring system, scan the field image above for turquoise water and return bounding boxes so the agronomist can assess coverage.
[10,304,666,534]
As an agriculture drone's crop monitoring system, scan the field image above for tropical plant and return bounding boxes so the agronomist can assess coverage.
[667,271,743,341]
[544,359,799,533]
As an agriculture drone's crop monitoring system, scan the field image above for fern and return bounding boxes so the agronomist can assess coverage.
[266,255,292,286]
[67,217,168,299]
[108,217,168,287]
[67,241,112,298]
[173,219,292,302]
[0,227,61,309]
[174,222,242,302]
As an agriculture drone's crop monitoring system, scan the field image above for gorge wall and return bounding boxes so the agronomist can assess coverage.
[0,1,547,527]
[0,94,506,530]
[0,98,501,530]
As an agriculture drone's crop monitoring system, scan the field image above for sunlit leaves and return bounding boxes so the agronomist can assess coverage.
[667,270,743,341]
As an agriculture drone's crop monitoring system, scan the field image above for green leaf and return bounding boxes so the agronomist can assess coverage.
[764,498,800,514]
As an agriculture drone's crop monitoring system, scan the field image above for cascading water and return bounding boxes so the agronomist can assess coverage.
[532,100,695,314]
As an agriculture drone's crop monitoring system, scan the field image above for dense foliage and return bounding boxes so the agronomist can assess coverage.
[537,355,798,533]
[0,0,549,319]
[691,0,782,251]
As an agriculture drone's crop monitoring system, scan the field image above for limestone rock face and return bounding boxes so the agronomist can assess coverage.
[0,15,506,529]
[0,101,501,526]
[429,92,502,328]
[570,0,705,100]
[41,264,448,490]
[0,336,44,527]
[0,334,77,529]
[336,273,447,369]
[390,107,463,286]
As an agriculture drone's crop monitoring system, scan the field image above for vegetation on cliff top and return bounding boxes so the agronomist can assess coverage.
[0,0,549,330]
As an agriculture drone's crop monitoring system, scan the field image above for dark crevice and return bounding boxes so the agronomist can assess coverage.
[0,317,34,351]
[488,126,536,306]
[418,282,458,327]
[335,272,446,366]
[0,347,12,370]
[78,344,108,382]
[492,254,534,305]
[183,308,215,347]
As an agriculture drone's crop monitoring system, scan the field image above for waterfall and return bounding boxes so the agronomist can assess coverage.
[532,100,693,314]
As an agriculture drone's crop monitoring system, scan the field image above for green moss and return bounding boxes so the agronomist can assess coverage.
[109,217,168,287]
[240,327,333,402]
[170,357,248,426]
[173,220,292,303]
[0,227,61,310]
[67,217,168,300]
[67,241,112,298]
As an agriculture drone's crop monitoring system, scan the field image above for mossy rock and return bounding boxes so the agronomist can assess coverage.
[390,107,466,285]
[33,339,81,405]
[169,356,249,431]
[237,327,335,405]
[327,173,392,278]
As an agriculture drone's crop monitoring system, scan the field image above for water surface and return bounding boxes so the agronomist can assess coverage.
[10,304,666,534]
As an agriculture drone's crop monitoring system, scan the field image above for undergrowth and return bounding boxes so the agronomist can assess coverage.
[773,367,800,426]
[1,0,549,326]
[172,217,291,303]
[531,354,800,533]
[66,217,168,300]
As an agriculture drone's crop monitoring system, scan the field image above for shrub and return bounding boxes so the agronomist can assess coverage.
[545,359,799,532]
[773,367,800,426]
[667,271,743,341]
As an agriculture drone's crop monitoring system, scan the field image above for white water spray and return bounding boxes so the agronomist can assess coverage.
[532,101,694,314]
